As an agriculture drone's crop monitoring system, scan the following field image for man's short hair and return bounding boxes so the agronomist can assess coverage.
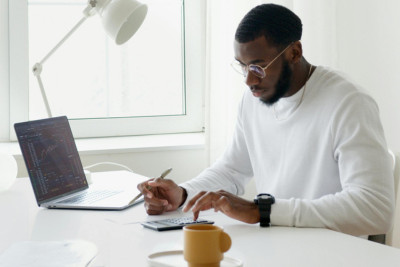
[235,4,302,48]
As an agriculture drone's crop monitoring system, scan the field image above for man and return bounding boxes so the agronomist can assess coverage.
[137,4,394,236]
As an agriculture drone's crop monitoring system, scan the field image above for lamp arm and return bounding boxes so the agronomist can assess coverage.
[40,17,88,67]
[32,4,96,118]
[34,73,53,117]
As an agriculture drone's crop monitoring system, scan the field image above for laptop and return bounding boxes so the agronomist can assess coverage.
[14,116,145,210]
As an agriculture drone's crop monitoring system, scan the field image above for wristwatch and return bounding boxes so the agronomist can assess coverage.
[254,194,275,227]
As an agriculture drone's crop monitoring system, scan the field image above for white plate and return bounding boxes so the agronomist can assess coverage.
[147,250,243,267]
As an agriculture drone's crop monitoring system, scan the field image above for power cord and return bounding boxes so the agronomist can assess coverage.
[83,162,134,173]
[83,162,134,184]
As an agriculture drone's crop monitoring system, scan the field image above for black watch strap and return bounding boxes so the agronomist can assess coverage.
[254,194,275,227]
[259,203,272,227]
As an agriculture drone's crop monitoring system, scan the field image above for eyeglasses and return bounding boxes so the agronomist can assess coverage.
[231,42,295,79]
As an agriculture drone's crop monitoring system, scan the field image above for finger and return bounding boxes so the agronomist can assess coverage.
[210,201,218,212]
[144,195,169,208]
[148,177,176,190]
[145,202,167,215]
[182,191,207,212]
[191,192,221,213]
[144,198,169,214]
[201,203,214,211]
[214,196,231,214]
[137,178,155,198]
[193,210,200,221]
[192,202,214,220]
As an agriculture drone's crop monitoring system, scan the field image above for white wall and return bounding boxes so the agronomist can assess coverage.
[335,0,400,154]
[294,0,400,154]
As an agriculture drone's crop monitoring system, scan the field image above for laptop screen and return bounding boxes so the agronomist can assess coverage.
[15,116,88,204]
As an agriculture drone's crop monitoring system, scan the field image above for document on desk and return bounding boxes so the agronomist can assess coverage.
[0,240,97,267]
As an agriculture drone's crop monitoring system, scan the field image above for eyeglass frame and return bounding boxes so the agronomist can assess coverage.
[231,41,298,79]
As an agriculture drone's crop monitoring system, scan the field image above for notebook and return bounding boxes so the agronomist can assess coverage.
[14,116,145,210]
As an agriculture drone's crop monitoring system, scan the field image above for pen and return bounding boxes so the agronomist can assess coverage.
[129,168,173,205]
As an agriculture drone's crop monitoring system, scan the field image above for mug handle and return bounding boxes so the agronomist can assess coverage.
[220,232,232,252]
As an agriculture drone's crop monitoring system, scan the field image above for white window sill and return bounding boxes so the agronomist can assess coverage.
[0,132,205,159]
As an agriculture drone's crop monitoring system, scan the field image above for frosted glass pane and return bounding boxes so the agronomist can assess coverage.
[28,0,184,120]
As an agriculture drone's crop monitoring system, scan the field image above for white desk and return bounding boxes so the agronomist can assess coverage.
[1,171,400,267]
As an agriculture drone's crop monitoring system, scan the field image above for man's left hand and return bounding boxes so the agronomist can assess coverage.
[182,190,260,224]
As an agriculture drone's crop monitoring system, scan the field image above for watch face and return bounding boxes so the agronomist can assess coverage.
[256,194,275,205]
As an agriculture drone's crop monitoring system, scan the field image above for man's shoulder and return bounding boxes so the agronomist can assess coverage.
[311,66,372,100]
[314,66,366,90]
[311,66,378,115]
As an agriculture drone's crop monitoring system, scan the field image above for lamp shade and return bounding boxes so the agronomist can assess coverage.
[97,0,148,45]
[0,153,17,191]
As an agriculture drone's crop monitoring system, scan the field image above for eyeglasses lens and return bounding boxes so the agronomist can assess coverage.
[232,62,246,76]
[232,62,265,78]
[249,65,265,78]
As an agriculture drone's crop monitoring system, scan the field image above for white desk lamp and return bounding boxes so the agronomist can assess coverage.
[32,0,148,118]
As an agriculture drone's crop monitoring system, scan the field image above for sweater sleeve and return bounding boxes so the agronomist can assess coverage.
[271,91,395,236]
[179,96,254,204]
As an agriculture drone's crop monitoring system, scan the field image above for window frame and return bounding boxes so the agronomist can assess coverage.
[9,0,205,141]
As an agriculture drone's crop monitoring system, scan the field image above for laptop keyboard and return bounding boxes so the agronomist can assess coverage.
[57,189,123,204]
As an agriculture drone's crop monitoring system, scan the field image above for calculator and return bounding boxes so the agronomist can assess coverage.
[141,217,215,231]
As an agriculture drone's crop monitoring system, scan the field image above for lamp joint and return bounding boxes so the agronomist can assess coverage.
[88,0,97,7]
[32,63,43,76]
[83,3,96,17]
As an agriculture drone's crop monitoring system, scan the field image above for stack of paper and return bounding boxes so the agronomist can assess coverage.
[0,240,97,267]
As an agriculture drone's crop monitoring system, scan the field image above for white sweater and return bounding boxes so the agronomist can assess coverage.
[180,66,395,236]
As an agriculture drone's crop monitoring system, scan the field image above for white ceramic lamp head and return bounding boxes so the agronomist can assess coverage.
[0,153,18,191]
[95,0,148,45]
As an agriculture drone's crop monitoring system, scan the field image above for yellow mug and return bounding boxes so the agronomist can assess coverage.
[183,224,232,267]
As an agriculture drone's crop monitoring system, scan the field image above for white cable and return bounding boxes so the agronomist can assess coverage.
[83,162,134,173]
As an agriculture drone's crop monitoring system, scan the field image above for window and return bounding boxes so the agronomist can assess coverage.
[9,0,205,140]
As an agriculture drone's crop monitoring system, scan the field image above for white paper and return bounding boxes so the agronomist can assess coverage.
[0,240,97,267]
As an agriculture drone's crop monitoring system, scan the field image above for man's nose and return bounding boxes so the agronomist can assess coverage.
[245,71,260,87]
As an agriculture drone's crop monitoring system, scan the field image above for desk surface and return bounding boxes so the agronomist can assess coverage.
[1,171,400,267]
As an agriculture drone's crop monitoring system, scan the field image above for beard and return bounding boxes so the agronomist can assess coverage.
[260,59,293,106]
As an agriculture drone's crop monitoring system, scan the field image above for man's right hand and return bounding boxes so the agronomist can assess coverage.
[137,177,187,215]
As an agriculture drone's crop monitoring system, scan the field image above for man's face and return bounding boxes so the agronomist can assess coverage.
[233,37,293,106]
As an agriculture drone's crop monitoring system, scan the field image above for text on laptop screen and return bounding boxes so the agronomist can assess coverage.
[15,117,87,203]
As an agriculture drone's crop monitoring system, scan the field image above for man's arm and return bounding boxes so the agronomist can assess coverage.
[183,190,260,223]
[138,95,255,216]
[181,91,395,237]
[270,92,395,236]
[179,97,254,206]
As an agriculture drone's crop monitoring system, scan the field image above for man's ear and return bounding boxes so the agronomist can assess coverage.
[290,41,303,63]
